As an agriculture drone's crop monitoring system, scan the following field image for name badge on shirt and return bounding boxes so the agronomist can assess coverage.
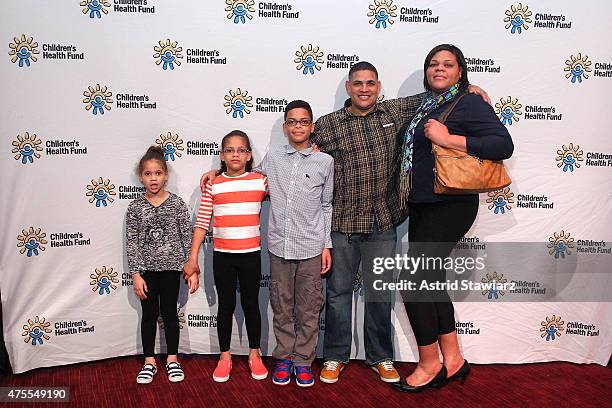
[382,122,394,128]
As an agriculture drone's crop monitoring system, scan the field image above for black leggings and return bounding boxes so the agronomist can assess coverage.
[213,251,262,352]
[140,270,180,357]
[403,198,478,347]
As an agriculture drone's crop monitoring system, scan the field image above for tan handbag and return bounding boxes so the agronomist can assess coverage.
[432,94,511,194]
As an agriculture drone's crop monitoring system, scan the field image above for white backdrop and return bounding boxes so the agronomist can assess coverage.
[1,0,611,373]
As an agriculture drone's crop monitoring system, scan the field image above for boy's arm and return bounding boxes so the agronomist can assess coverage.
[321,158,334,250]
[320,158,334,274]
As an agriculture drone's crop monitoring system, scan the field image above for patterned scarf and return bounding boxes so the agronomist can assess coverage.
[399,83,461,206]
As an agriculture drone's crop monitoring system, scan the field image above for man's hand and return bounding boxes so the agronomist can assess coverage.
[200,169,218,193]
[321,248,332,275]
[182,259,200,279]
[187,273,200,294]
[133,273,148,300]
[467,84,491,105]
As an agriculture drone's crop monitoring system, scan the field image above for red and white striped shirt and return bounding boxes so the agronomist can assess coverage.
[195,172,268,253]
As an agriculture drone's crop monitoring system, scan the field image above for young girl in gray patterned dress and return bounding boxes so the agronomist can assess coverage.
[125,146,199,384]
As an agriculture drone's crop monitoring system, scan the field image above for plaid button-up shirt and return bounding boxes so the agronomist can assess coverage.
[312,95,424,234]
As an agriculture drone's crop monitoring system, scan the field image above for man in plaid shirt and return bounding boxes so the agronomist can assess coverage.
[313,61,421,384]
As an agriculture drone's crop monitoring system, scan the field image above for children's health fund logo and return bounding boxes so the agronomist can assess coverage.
[90,266,119,295]
[555,143,583,172]
[547,230,574,259]
[540,315,564,341]
[295,44,324,75]
[485,187,514,215]
[83,84,113,115]
[17,227,48,257]
[556,143,612,171]
[504,3,532,34]
[480,271,508,300]
[8,34,85,65]
[224,88,253,118]
[504,4,572,34]
[86,177,117,207]
[225,0,255,23]
[80,0,155,18]
[225,1,300,24]
[293,45,360,75]
[540,316,602,342]
[156,132,184,161]
[154,39,226,67]
[80,0,111,18]
[368,0,397,29]
[8,34,39,67]
[495,97,522,126]
[22,316,52,345]
[564,53,591,84]
[154,39,183,71]
[223,89,288,116]
[12,132,43,164]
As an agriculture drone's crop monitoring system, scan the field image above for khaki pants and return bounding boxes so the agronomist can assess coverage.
[269,252,324,366]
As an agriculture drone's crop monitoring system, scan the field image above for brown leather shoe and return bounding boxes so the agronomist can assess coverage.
[319,360,345,384]
[371,360,400,383]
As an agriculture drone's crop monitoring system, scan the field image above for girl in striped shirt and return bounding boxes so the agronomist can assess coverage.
[183,130,268,383]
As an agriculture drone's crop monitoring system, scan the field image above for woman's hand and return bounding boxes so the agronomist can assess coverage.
[424,119,467,152]
[200,170,218,192]
[424,119,451,145]
[133,273,147,300]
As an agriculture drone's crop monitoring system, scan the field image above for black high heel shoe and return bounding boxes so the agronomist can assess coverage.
[444,360,470,385]
[390,365,447,393]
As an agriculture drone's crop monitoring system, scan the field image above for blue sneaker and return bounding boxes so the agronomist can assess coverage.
[272,358,293,385]
[294,365,315,387]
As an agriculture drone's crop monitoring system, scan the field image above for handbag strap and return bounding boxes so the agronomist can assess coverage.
[437,93,467,124]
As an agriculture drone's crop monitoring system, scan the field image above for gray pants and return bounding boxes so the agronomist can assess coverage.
[269,252,324,366]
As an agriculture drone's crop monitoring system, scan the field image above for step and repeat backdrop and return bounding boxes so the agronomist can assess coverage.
[1,1,611,373]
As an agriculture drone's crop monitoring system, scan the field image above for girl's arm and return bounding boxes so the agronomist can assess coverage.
[178,198,193,261]
[183,228,206,277]
[126,204,148,299]
[125,205,145,275]
[183,182,213,277]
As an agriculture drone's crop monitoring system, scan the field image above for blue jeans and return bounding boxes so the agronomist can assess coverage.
[323,227,396,365]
